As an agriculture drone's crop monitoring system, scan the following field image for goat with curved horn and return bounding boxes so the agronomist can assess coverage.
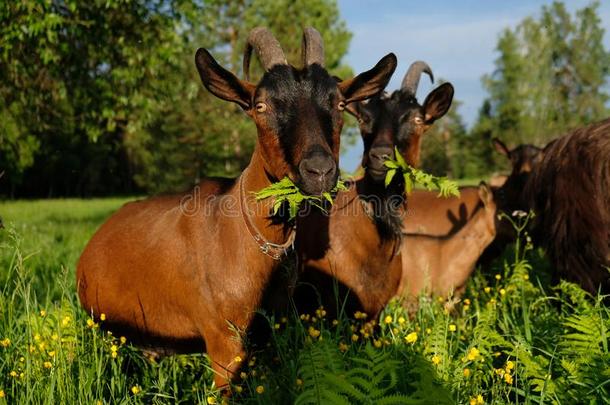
[243,27,287,81]
[401,61,434,96]
[301,26,325,67]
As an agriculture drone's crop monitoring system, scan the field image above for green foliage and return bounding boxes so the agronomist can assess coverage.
[0,0,353,196]
[1,198,610,403]
[254,177,348,220]
[384,147,460,198]
[476,0,610,172]
[423,2,610,179]
[295,342,418,405]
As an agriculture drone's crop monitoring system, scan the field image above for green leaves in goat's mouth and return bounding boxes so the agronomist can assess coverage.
[384,147,460,198]
[254,177,348,220]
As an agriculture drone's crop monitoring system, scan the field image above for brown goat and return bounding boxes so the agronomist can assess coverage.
[76,27,397,388]
[493,118,610,294]
[403,186,482,236]
[399,183,497,301]
[296,62,454,319]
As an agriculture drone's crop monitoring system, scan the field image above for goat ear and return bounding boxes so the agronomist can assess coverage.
[478,181,494,208]
[195,48,255,110]
[492,138,511,157]
[423,82,454,124]
[338,53,397,104]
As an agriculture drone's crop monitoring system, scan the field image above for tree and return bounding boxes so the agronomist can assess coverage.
[477,0,609,164]
[0,0,353,196]
[134,0,353,193]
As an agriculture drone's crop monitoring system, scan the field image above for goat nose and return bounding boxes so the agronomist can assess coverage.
[301,156,335,177]
[369,146,394,163]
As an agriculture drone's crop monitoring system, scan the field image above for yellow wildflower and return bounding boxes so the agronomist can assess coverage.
[131,385,141,395]
[477,394,484,404]
[398,317,405,324]
[332,319,339,326]
[373,339,382,348]
[48,351,55,357]
[40,310,47,317]
[470,398,477,405]
[484,287,491,293]
[274,323,280,330]
[463,305,470,311]
[34,334,41,342]
[100,313,106,321]
[495,274,501,280]
[506,360,514,371]
[405,332,417,344]
[207,396,217,404]
[431,354,441,365]
[339,342,349,352]
[111,351,118,359]
[384,315,393,324]
[256,385,264,394]
[0,390,4,398]
[467,347,480,361]
[449,324,457,332]
[463,368,471,377]
[235,385,243,394]
[504,373,513,384]
[120,336,127,344]
[19,372,24,379]
[308,327,320,339]
[234,355,242,363]
[43,361,52,369]
[9,371,17,378]
[463,298,471,305]
[239,372,247,379]
[86,319,96,328]
[0,338,10,347]
[296,378,303,386]
[499,288,506,296]
[524,274,529,280]
[61,316,71,326]
[351,334,359,342]
[425,328,432,334]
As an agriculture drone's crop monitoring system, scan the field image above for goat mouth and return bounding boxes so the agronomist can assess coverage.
[367,167,388,178]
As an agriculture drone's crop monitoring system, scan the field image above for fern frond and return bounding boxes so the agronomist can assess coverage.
[254,177,348,220]
[383,147,460,198]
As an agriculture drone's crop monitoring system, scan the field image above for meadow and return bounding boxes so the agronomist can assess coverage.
[0,198,608,404]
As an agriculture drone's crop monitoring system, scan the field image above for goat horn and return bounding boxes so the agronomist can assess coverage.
[301,27,325,67]
[401,61,434,97]
[243,27,287,81]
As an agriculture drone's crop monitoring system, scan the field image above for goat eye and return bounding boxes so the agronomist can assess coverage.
[255,102,267,113]
[337,101,346,111]
[414,116,423,125]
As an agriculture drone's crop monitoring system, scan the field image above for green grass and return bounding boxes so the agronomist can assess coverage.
[0,199,608,404]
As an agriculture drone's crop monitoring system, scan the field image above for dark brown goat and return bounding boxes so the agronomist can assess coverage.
[493,118,610,294]
[76,27,397,388]
[296,62,453,318]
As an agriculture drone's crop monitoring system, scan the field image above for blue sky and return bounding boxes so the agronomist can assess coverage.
[337,0,610,171]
